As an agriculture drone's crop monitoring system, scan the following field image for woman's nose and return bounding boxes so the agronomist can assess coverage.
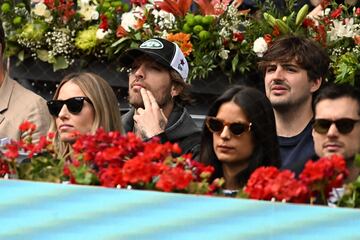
[220,126,231,139]
[58,104,69,119]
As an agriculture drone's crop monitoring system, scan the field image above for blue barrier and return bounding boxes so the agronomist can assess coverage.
[1,179,360,239]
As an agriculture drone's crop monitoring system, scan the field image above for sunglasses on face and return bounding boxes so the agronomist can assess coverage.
[313,118,360,135]
[205,117,252,136]
[47,97,91,117]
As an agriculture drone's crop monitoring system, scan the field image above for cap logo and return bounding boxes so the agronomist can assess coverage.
[178,59,185,71]
[140,39,164,49]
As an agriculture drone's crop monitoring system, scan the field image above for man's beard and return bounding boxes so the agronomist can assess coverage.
[128,90,173,109]
[271,93,309,113]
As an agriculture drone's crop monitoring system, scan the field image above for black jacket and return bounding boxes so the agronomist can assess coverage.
[122,104,201,159]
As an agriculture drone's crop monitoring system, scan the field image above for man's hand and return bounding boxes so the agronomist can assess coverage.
[133,88,168,138]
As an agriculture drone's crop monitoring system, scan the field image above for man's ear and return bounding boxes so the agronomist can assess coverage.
[171,84,181,97]
[310,77,322,93]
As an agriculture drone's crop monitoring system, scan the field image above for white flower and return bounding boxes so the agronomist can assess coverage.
[32,3,53,22]
[96,28,111,40]
[253,37,268,57]
[78,1,99,21]
[219,48,229,60]
[121,6,144,32]
[79,0,90,4]
[328,18,360,41]
[152,9,176,29]
[324,8,331,15]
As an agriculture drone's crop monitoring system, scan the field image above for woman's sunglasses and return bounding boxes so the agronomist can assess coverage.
[47,97,91,117]
[205,117,252,136]
[313,118,360,135]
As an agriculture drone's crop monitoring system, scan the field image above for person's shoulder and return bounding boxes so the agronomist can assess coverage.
[12,81,42,98]
[12,80,46,103]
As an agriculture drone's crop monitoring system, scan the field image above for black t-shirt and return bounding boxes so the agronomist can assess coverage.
[278,121,315,175]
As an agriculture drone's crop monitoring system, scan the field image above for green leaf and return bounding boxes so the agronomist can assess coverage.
[17,50,24,61]
[355,153,360,168]
[232,54,239,73]
[134,32,142,41]
[53,56,68,71]
[36,49,50,62]
[111,37,130,48]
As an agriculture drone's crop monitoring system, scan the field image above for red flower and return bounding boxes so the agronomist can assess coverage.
[131,0,148,5]
[4,143,19,159]
[0,159,10,176]
[156,167,193,192]
[44,0,55,9]
[356,8,360,16]
[232,32,244,43]
[3,125,216,194]
[99,15,109,30]
[244,167,309,203]
[122,156,161,184]
[299,155,348,201]
[99,166,124,187]
[302,18,315,28]
[19,120,36,133]
[314,25,327,47]
[330,6,343,19]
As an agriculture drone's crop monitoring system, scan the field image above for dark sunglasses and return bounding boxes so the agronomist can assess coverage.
[205,117,252,136]
[313,118,360,135]
[47,97,91,117]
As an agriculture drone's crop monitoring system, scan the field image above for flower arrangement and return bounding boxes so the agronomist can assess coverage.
[0,121,221,194]
[242,155,349,205]
[2,0,358,84]
[311,1,360,86]
[0,121,358,207]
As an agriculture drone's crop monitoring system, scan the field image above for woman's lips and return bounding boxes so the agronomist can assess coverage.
[216,145,235,152]
[58,124,74,131]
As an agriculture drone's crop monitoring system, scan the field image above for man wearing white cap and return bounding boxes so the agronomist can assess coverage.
[119,38,201,157]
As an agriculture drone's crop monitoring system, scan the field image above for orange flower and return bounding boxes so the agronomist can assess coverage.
[167,32,193,56]
[154,0,192,17]
[134,16,146,30]
[272,25,280,37]
[116,25,128,38]
[354,35,360,45]
[264,34,272,44]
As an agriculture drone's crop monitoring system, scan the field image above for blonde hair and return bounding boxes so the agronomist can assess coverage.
[49,72,123,157]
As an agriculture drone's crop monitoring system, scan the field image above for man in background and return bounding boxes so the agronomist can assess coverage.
[118,38,201,157]
[0,21,51,142]
[258,36,330,175]
[312,83,360,182]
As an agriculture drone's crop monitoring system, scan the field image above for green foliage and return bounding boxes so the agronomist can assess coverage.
[17,154,64,183]
[333,52,360,85]
[337,154,360,208]
[338,176,360,208]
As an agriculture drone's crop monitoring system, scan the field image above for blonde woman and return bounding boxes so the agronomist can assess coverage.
[47,72,123,157]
